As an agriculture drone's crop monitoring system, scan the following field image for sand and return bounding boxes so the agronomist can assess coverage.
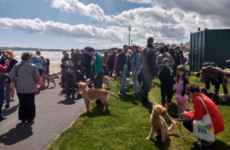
[50,62,61,73]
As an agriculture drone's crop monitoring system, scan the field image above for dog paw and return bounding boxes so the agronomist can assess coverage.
[146,137,151,140]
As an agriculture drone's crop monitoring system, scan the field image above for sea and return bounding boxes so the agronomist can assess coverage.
[13,50,66,62]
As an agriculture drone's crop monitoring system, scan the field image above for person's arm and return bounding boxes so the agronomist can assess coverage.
[0,64,8,72]
[33,66,40,83]
[9,65,16,82]
[151,50,156,76]
[116,54,121,72]
[181,78,189,96]
[135,54,140,71]
[169,55,175,68]
[184,97,206,120]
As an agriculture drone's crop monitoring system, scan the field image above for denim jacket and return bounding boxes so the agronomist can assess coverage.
[131,52,141,72]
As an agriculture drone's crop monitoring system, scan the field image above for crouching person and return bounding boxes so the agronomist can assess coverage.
[9,52,40,123]
[182,83,225,146]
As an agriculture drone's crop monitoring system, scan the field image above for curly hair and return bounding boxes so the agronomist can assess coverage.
[4,49,16,60]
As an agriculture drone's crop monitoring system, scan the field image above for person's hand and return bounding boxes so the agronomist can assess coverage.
[5,59,10,66]
[181,111,188,119]
[133,70,136,76]
[94,74,98,79]
[119,71,122,75]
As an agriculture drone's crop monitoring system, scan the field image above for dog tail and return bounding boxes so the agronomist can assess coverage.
[168,120,176,132]
[108,91,119,99]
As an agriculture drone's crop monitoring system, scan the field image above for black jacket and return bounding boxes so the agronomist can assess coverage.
[115,52,131,72]
[140,44,156,75]
[71,53,84,69]
[82,52,91,69]
[159,66,175,87]
[107,53,115,66]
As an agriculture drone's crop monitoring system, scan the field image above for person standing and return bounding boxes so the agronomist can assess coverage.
[0,50,18,109]
[70,49,75,59]
[0,59,9,121]
[140,36,156,107]
[72,49,84,73]
[0,49,5,63]
[131,45,141,96]
[83,47,92,79]
[9,52,40,123]
[113,49,123,87]
[103,51,108,76]
[31,52,43,90]
[86,47,104,106]
[107,51,116,78]
[116,45,131,96]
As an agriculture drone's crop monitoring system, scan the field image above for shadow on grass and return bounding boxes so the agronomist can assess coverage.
[150,136,171,150]
[186,139,230,150]
[80,109,118,118]
[119,94,141,105]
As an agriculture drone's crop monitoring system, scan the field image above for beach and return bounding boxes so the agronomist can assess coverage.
[50,62,61,73]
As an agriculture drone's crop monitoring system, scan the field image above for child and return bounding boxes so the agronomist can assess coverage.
[174,65,189,117]
[159,58,175,108]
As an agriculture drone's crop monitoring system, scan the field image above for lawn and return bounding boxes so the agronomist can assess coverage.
[48,73,230,150]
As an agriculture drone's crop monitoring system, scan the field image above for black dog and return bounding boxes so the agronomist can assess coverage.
[200,87,219,104]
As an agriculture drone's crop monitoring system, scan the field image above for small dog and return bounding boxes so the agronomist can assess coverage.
[126,78,130,84]
[218,94,230,103]
[146,105,176,142]
[103,76,112,89]
[126,78,133,89]
[42,74,56,87]
[78,82,119,112]
[4,82,16,101]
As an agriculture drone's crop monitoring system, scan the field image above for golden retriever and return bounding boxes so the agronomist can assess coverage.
[103,76,112,89]
[146,105,176,142]
[78,82,118,112]
[4,82,16,101]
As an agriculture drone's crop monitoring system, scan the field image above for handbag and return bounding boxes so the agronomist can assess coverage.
[193,96,215,142]
[65,60,76,78]
[0,72,9,81]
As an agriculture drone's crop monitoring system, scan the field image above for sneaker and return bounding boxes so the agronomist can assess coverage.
[118,92,122,96]
[162,105,169,109]
[197,140,214,147]
[120,91,128,95]
[5,104,9,109]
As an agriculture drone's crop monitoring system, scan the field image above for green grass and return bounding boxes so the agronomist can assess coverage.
[48,74,230,150]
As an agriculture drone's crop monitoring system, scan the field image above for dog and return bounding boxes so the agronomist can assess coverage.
[126,78,133,89]
[42,74,56,87]
[146,105,176,142]
[219,94,230,102]
[78,82,119,112]
[4,82,16,101]
[126,78,130,84]
[103,76,112,89]
[200,87,216,101]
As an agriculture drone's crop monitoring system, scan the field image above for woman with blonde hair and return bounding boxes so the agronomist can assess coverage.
[0,49,18,109]
[31,51,43,90]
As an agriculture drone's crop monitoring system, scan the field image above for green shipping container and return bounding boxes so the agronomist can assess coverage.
[190,29,230,72]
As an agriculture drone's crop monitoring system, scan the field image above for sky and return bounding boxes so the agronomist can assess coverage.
[0,0,230,49]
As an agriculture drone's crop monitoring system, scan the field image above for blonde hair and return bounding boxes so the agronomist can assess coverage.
[4,49,16,60]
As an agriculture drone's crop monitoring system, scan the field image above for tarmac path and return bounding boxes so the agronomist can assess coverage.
[0,82,85,150]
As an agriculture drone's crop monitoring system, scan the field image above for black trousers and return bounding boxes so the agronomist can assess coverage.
[161,85,173,106]
[183,118,194,132]
[92,73,104,105]
[17,93,36,120]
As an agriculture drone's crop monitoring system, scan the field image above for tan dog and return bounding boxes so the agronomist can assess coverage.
[4,82,16,101]
[103,76,112,89]
[78,82,119,112]
[146,105,176,142]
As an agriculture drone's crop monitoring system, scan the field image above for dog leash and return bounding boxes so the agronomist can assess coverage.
[162,113,190,136]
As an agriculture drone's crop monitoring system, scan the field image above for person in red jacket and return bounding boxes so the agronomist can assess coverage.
[113,48,122,87]
[182,83,225,147]
[0,59,10,121]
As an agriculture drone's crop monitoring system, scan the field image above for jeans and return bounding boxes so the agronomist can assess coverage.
[85,68,91,79]
[0,82,5,119]
[141,68,153,105]
[183,118,194,132]
[120,69,129,92]
[132,71,141,93]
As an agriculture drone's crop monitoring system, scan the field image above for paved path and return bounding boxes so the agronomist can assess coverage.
[0,82,85,150]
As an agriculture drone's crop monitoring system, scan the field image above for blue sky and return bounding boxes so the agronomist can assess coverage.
[0,0,229,49]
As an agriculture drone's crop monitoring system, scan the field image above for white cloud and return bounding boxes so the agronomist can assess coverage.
[51,0,112,22]
[0,18,124,42]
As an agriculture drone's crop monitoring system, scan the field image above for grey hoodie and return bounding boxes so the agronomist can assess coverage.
[156,53,175,71]
[9,61,40,93]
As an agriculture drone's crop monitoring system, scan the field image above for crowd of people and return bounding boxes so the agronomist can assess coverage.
[0,36,227,147]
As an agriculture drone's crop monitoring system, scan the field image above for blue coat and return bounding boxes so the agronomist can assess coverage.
[131,52,141,72]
